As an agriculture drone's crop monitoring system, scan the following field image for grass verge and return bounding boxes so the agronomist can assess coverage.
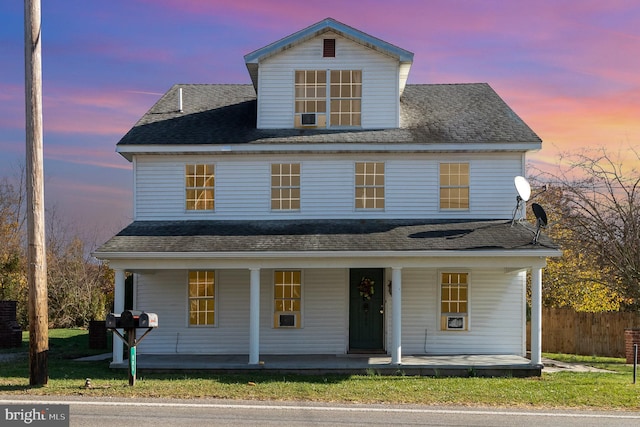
[0,329,638,409]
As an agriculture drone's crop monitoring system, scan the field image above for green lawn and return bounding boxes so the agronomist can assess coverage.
[0,329,638,409]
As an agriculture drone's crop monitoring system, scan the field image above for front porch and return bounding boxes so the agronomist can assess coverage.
[110,353,541,377]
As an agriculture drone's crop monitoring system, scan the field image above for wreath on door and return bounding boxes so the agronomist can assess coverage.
[358,276,375,300]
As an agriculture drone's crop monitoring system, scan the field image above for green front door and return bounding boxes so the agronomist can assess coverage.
[349,268,384,351]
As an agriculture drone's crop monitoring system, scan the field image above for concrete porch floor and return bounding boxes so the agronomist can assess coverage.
[109,354,542,377]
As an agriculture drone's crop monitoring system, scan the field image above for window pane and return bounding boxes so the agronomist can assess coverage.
[271,163,301,211]
[440,273,468,321]
[355,162,384,210]
[186,164,214,210]
[440,163,469,210]
[330,84,340,98]
[274,271,301,325]
[189,271,215,326]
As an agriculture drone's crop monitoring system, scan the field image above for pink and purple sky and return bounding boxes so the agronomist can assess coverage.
[1,0,639,246]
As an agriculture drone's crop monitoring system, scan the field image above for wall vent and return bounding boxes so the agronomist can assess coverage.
[323,39,336,57]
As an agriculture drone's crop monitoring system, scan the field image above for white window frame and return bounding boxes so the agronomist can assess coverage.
[271,163,301,211]
[438,271,470,332]
[293,69,362,129]
[273,270,303,329]
[185,163,215,212]
[187,270,218,327]
[439,162,470,211]
[354,161,385,210]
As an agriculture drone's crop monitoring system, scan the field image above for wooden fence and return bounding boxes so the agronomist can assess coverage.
[527,308,640,358]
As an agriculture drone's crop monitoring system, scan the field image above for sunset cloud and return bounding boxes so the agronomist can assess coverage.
[1,0,638,243]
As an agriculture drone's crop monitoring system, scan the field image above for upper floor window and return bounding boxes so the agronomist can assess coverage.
[295,70,327,114]
[440,162,469,210]
[186,164,214,210]
[188,270,216,326]
[271,163,300,210]
[330,70,361,127]
[294,70,361,128]
[440,272,468,331]
[355,162,384,209]
[274,270,302,328]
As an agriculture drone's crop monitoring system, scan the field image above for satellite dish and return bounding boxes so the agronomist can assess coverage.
[514,176,531,202]
[532,203,547,226]
[531,203,548,244]
[511,176,532,225]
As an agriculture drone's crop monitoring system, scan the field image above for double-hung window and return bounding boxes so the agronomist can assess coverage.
[330,70,361,126]
[440,272,468,331]
[355,162,384,209]
[185,164,214,211]
[440,162,469,209]
[295,70,327,127]
[271,163,300,210]
[188,271,215,326]
[274,270,301,328]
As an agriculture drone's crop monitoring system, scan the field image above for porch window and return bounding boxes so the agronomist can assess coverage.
[440,272,468,331]
[440,162,469,210]
[186,164,215,210]
[271,163,300,210]
[355,162,384,209]
[188,271,215,326]
[274,270,301,328]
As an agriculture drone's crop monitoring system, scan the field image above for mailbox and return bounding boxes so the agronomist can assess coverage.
[120,310,142,329]
[106,311,157,329]
[104,310,158,387]
[106,313,121,329]
[139,312,158,328]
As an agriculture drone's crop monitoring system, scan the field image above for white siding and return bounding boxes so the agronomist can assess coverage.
[257,33,399,129]
[134,267,524,356]
[399,268,526,355]
[135,268,347,355]
[135,269,251,354]
[134,153,524,220]
[260,268,347,354]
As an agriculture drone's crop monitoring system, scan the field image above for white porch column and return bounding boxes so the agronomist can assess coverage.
[249,268,261,365]
[530,265,543,366]
[391,267,402,364]
[112,269,125,364]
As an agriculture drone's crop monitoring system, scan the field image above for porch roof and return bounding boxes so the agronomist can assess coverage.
[94,219,559,256]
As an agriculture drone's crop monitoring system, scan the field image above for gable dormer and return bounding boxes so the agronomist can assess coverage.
[244,18,414,130]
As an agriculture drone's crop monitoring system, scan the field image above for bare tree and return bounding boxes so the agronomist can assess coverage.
[532,147,640,310]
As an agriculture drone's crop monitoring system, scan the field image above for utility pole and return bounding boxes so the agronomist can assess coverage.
[24,0,48,386]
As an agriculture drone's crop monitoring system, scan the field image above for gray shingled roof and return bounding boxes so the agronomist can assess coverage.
[94,219,558,254]
[116,84,541,147]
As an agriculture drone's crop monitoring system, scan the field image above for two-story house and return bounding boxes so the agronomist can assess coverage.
[95,18,560,374]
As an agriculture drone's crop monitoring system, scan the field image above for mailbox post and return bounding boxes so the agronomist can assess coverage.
[106,310,158,386]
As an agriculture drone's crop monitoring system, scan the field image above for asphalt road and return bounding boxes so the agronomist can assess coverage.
[2,397,640,426]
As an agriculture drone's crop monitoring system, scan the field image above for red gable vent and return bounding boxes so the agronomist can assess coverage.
[323,39,336,57]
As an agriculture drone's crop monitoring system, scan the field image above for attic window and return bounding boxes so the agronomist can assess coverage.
[323,39,336,57]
